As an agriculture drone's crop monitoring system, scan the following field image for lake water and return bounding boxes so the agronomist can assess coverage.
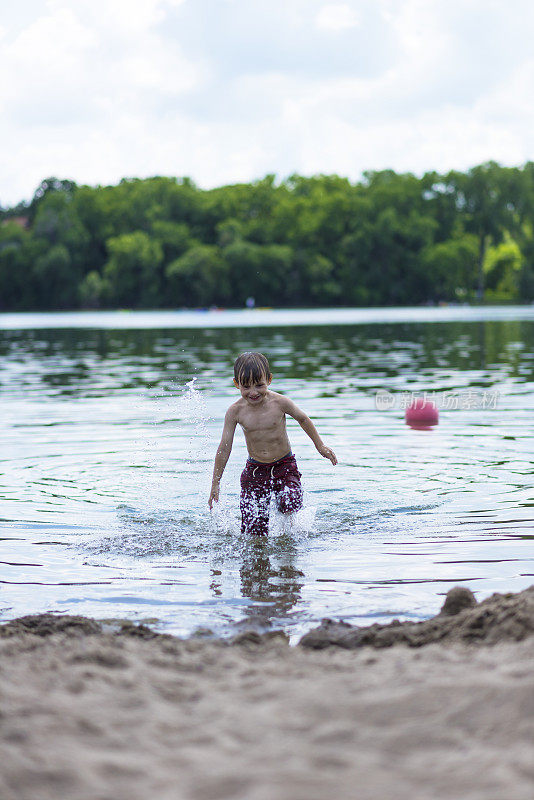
[1,306,533,640]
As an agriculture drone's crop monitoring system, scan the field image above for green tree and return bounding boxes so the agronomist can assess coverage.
[33,190,90,284]
[254,244,294,305]
[0,224,36,309]
[339,207,437,306]
[28,177,77,222]
[305,253,340,303]
[223,240,263,303]
[483,235,523,301]
[2,163,534,311]
[79,270,110,309]
[33,244,77,309]
[151,220,193,263]
[216,218,246,248]
[421,235,479,301]
[222,240,294,306]
[444,163,516,299]
[104,232,163,307]
[166,245,230,306]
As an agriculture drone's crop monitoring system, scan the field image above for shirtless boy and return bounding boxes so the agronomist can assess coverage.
[208,351,337,535]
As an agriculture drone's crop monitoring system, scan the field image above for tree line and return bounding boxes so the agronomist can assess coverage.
[1,162,534,311]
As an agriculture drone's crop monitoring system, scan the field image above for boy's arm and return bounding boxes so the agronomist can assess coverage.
[281,397,337,465]
[209,407,238,508]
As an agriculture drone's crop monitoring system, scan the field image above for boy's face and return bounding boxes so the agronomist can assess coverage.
[234,373,272,406]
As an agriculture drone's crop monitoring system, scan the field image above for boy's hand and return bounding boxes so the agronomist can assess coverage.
[318,445,337,465]
[208,485,219,509]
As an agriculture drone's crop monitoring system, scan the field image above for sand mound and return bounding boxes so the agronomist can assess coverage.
[0,613,103,638]
[299,585,534,649]
[2,585,533,650]
[0,613,164,640]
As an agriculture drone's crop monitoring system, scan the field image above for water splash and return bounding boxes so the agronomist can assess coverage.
[271,501,317,537]
[176,377,209,431]
[210,492,317,541]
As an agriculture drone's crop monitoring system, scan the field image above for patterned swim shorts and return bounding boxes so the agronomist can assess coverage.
[240,453,303,536]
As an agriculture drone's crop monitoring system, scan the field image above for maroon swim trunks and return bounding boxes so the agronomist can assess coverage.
[240,453,303,536]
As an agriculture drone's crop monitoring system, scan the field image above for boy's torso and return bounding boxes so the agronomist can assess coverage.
[234,391,292,463]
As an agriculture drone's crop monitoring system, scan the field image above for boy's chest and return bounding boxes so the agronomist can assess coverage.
[239,407,285,434]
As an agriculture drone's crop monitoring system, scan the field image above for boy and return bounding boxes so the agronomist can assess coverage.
[208,352,337,536]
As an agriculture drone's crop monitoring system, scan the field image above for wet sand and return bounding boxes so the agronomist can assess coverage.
[1,587,534,800]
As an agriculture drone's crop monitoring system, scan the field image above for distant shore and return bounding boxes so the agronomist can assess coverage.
[1,303,534,331]
[1,586,534,800]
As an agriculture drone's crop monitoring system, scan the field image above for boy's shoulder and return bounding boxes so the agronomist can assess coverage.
[226,397,250,420]
[226,398,243,415]
[268,389,295,406]
[267,389,289,405]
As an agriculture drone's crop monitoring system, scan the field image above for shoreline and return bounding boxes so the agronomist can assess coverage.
[1,586,534,800]
[1,304,533,332]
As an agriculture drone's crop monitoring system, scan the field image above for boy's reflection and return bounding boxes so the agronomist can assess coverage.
[238,539,304,629]
[210,539,305,630]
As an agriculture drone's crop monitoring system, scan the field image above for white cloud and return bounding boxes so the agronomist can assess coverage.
[315,4,360,32]
[0,1,202,127]
[1,0,534,206]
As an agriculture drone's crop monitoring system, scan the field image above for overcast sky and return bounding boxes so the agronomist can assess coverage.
[1,0,534,205]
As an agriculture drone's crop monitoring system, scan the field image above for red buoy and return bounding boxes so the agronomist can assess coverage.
[405,398,439,429]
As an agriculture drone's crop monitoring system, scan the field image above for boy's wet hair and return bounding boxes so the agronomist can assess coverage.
[234,352,271,386]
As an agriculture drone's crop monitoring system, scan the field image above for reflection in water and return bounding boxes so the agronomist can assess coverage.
[0,310,533,637]
[237,539,304,630]
[0,318,533,399]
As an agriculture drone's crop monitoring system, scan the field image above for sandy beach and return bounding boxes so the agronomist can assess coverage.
[1,586,534,800]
